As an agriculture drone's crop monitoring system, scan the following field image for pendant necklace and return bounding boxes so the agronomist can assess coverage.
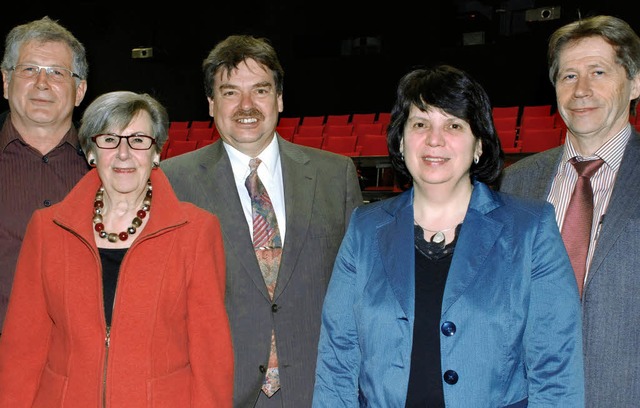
[414,220,459,244]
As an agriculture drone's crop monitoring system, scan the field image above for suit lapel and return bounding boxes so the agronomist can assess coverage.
[273,140,317,299]
[375,185,505,320]
[200,143,273,299]
[529,148,563,200]
[442,183,503,315]
[588,132,640,283]
[377,191,416,319]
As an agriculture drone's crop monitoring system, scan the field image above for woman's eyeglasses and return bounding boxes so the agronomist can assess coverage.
[91,134,156,150]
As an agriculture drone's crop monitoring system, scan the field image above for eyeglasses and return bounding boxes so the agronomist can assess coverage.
[91,133,157,150]
[10,64,81,82]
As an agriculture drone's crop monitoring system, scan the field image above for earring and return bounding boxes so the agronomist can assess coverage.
[152,161,159,169]
[473,155,479,164]
[89,159,96,167]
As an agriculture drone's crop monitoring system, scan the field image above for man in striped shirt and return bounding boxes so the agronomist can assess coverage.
[500,15,640,408]
[0,17,90,333]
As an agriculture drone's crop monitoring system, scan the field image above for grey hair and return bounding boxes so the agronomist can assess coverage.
[1,16,88,85]
[78,91,169,157]
[548,15,640,112]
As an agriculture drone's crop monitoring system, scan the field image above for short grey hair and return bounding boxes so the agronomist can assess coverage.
[1,16,88,85]
[78,91,169,157]
[548,15,640,112]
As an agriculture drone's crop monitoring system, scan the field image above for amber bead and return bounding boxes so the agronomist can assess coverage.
[132,217,142,228]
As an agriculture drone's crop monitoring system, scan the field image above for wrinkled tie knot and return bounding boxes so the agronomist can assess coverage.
[570,157,604,179]
[249,157,261,172]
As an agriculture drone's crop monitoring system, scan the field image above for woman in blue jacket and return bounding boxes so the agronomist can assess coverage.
[312,65,584,407]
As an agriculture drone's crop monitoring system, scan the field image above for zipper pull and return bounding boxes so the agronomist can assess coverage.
[105,325,111,348]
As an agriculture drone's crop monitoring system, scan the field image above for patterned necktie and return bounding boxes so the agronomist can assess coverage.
[561,157,604,298]
[245,157,282,397]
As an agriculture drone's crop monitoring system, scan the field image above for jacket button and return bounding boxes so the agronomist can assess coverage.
[42,156,49,163]
[43,199,52,207]
[259,365,267,373]
[441,321,456,336]
[443,370,458,384]
[271,304,279,313]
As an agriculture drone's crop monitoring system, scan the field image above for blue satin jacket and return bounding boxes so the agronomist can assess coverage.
[313,181,585,407]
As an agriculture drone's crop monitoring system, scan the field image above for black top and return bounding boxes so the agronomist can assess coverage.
[99,248,127,327]
[405,225,460,408]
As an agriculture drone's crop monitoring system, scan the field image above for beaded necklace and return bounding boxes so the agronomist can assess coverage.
[93,180,152,243]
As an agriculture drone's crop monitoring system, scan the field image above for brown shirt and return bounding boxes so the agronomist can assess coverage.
[0,112,90,330]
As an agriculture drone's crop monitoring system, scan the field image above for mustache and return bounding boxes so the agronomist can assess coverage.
[232,109,264,121]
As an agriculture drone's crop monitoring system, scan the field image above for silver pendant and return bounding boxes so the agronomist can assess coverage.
[430,231,445,244]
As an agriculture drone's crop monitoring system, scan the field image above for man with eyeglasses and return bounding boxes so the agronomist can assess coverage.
[0,16,90,334]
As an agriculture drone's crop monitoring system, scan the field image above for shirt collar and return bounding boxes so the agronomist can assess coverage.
[0,112,81,153]
[224,134,281,181]
[561,123,631,172]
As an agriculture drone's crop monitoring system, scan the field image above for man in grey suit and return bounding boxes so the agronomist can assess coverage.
[500,15,640,408]
[161,35,362,408]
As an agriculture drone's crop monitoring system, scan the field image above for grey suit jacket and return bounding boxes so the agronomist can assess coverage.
[161,136,363,408]
[499,130,640,408]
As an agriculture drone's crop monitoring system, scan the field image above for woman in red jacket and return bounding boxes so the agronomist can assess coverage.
[0,91,233,407]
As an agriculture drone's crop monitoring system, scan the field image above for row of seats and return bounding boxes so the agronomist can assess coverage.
[161,139,215,159]
[165,103,640,159]
[167,126,221,142]
[277,122,386,142]
[494,103,640,153]
[493,104,562,153]
[161,132,389,160]
[168,112,390,132]
[167,122,388,144]
[492,104,554,125]
[162,113,391,160]
[168,119,213,129]
[278,112,390,130]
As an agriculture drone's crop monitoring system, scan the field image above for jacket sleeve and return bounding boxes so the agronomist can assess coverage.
[525,203,585,406]
[187,211,234,408]
[0,210,52,407]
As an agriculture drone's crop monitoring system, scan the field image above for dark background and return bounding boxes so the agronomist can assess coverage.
[0,1,635,122]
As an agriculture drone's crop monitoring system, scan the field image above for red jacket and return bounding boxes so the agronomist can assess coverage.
[0,169,233,407]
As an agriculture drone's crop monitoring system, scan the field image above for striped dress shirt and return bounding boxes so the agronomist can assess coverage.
[548,124,631,282]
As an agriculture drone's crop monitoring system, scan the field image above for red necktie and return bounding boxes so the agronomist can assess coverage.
[561,158,604,297]
[245,158,281,396]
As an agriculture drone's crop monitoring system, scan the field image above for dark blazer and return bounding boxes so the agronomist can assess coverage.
[161,135,363,408]
[499,129,640,408]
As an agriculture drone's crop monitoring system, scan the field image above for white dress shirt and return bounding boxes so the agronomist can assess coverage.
[223,135,287,243]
